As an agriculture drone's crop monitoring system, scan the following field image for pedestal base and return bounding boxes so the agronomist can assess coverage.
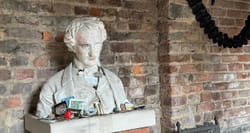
[25,109,155,133]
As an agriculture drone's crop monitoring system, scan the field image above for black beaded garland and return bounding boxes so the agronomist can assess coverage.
[187,0,250,48]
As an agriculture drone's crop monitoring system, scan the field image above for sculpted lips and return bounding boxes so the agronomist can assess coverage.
[89,56,96,60]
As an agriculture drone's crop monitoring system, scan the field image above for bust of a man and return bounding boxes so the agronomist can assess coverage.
[36,17,132,118]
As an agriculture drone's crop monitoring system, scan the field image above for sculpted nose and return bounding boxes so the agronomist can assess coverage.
[89,45,94,56]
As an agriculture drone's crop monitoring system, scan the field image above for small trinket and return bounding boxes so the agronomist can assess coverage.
[94,102,104,115]
[125,102,134,111]
[64,110,72,119]
[61,96,75,106]
[69,99,86,111]
[120,104,126,112]
[77,69,84,75]
[86,107,97,116]
[53,101,67,116]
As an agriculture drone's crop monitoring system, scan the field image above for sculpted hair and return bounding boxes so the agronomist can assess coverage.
[64,17,107,52]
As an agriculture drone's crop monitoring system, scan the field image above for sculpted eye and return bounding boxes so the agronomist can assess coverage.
[79,44,89,48]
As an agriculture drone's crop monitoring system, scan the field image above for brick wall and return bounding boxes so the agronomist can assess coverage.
[0,0,160,132]
[2,0,250,132]
[160,0,250,132]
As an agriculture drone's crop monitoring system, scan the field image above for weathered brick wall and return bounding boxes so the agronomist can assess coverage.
[160,0,250,132]
[0,0,160,132]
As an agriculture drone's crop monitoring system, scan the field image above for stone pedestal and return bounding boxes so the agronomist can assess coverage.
[25,109,155,133]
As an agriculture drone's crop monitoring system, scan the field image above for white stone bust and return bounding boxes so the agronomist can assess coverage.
[36,17,132,118]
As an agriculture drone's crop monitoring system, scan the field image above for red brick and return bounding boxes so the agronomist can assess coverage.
[15,69,34,80]
[116,55,131,64]
[224,108,243,117]
[222,55,237,63]
[121,128,150,133]
[246,107,250,113]
[244,64,250,70]
[111,43,135,53]
[183,84,203,94]
[169,65,178,73]
[201,92,221,102]
[213,64,227,71]
[188,94,200,104]
[129,23,141,30]
[197,102,214,112]
[142,24,155,31]
[42,32,52,41]
[132,65,143,75]
[214,102,222,110]
[89,8,103,17]
[55,31,65,42]
[233,99,247,106]
[219,18,235,26]
[33,55,49,67]
[222,100,232,108]
[213,82,228,90]
[179,64,196,73]
[239,90,250,97]
[196,73,211,82]
[4,97,22,108]
[213,110,223,119]
[229,47,243,53]
[238,55,250,62]
[171,96,187,106]
[226,27,242,36]
[167,86,182,96]
[228,63,243,71]
[211,8,226,17]
[37,69,57,79]
[222,91,237,99]
[235,19,245,27]
[169,55,190,63]
[234,2,250,10]
[74,6,88,15]
[0,70,11,81]
[195,114,201,123]
[132,54,146,63]
[237,72,248,79]
[214,0,235,9]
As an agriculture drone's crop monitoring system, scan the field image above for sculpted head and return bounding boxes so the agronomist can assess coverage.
[64,17,107,68]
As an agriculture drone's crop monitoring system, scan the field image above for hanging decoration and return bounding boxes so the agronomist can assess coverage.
[187,0,250,48]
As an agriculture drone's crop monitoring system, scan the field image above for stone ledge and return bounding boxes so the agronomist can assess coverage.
[25,109,155,133]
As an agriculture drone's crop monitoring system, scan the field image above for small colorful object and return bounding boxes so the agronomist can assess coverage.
[64,110,72,119]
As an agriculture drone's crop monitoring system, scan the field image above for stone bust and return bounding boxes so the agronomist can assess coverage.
[36,17,132,118]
